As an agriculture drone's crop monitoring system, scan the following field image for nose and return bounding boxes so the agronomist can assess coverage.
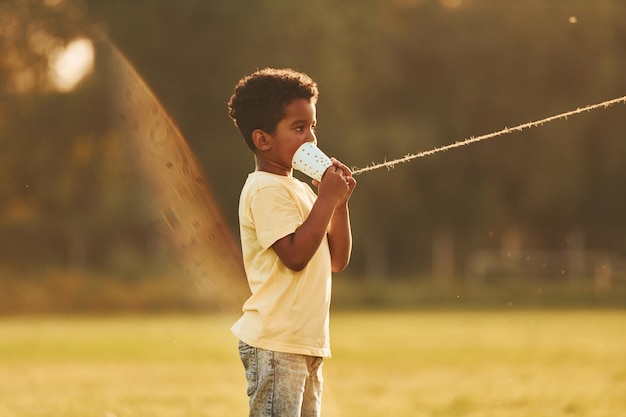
[307,129,317,145]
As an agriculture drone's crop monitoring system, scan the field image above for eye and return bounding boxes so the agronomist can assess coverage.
[294,124,316,133]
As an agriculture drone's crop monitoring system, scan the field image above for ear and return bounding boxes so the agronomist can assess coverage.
[251,129,271,151]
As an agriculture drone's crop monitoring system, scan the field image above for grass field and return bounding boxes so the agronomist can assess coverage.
[1,310,625,417]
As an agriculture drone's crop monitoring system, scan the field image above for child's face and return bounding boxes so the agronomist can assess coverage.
[263,98,317,174]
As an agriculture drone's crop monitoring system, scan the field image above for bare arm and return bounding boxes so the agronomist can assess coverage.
[272,162,354,271]
[327,160,356,272]
[328,204,352,272]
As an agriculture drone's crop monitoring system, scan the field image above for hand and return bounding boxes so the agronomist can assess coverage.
[313,158,356,206]
[331,158,356,205]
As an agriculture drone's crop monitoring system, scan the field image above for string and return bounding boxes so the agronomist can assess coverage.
[352,95,626,176]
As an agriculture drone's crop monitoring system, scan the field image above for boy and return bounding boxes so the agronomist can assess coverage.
[227,68,356,417]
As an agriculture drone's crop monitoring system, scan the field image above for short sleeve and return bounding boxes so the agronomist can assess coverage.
[250,185,304,250]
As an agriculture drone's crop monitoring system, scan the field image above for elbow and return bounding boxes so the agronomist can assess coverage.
[282,257,309,272]
[287,263,307,272]
[331,257,350,273]
[286,258,347,273]
[283,257,347,273]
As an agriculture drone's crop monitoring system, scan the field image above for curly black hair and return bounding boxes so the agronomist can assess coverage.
[228,68,319,151]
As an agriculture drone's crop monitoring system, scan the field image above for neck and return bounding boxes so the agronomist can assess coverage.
[255,157,292,177]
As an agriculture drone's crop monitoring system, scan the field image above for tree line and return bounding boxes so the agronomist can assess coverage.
[2,0,626,281]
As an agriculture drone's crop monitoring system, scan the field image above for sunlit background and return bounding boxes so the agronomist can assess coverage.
[2,2,626,417]
[2,0,626,310]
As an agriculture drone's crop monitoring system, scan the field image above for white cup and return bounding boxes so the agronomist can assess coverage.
[292,142,333,181]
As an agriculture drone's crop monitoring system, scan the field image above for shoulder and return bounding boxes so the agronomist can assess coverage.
[243,172,308,194]
[241,172,316,210]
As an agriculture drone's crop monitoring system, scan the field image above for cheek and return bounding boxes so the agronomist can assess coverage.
[288,142,303,158]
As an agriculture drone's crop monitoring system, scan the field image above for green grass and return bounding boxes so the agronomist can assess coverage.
[1,311,625,417]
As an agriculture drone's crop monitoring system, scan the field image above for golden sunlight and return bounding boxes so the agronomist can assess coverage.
[48,37,94,92]
[440,0,465,10]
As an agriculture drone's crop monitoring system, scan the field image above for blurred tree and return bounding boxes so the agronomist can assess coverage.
[0,0,162,276]
[2,0,626,281]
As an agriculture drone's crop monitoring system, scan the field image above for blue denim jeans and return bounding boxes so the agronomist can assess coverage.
[238,341,324,417]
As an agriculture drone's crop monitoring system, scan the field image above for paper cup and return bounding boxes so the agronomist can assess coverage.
[292,142,333,181]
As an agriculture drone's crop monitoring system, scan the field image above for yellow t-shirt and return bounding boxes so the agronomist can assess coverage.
[231,171,332,357]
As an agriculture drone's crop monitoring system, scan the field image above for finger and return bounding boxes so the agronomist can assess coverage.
[331,159,352,176]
